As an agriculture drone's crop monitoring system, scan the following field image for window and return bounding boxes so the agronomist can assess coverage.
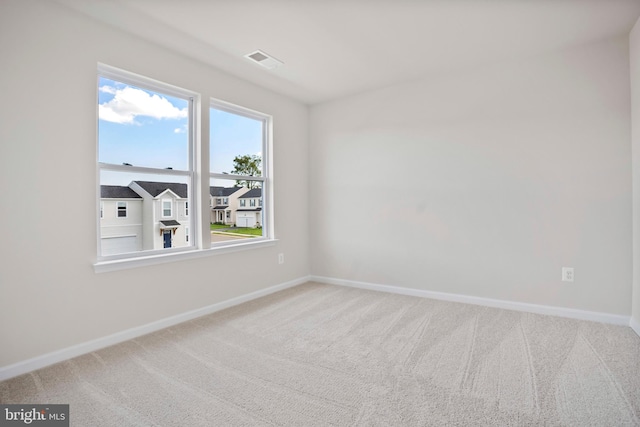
[162,200,172,217]
[211,100,269,237]
[117,202,127,218]
[96,65,273,271]
[97,64,194,260]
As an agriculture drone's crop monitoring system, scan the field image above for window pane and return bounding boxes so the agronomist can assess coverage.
[162,200,172,217]
[117,202,127,218]
[100,170,192,256]
[98,77,189,170]
[210,107,263,177]
[209,178,263,243]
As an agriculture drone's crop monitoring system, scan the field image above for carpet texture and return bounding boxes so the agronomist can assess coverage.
[2,282,640,426]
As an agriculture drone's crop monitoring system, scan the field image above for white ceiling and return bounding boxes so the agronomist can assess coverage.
[55,0,640,105]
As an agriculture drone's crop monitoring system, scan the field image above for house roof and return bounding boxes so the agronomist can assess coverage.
[212,205,229,210]
[100,185,142,199]
[238,188,262,198]
[160,220,181,228]
[134,181,188,198]
[236,208,262,212]
[209,186,243,197]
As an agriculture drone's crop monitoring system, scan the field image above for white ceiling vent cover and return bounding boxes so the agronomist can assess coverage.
[244,50,283,70]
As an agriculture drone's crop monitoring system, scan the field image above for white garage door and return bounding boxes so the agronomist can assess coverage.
[236,214,256,228]
[101,236,138,256]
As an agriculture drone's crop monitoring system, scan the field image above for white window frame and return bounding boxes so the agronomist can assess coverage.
[94,65,276,273]
[117,201,127,218]
[162,199,173,218]
[96,64,197,266]
[185,201,189,216]
[209,98,272,247]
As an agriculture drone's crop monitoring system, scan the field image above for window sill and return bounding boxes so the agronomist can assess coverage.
[94,239,278,273]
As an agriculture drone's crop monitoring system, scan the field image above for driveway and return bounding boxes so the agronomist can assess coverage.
[211,231,252,243]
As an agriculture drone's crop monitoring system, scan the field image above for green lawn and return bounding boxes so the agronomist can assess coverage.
[210,223,262,236]
[221,227,263,236]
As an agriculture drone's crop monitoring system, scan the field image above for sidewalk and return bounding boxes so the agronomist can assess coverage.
[210,231,253,243]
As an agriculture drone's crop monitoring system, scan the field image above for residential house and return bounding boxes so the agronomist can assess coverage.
[99,185,143,256]
[236,188,263,228]
[129,181,190,250]
[209,186,249,225]
[100,181,190,255]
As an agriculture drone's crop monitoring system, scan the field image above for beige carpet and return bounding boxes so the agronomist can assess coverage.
[2,282,640,426]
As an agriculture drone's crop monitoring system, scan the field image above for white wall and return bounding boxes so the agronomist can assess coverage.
[0,0,309,368]
[310,37,632,315]
[631,17,640,331]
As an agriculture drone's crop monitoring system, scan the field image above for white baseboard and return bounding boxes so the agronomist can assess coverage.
[0,276,311,382]
[310,275,631,326]
[631,317,640,338]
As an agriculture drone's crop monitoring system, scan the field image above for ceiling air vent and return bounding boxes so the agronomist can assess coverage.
[244,50,283,70]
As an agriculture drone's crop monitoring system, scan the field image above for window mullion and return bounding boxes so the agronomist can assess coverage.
[209,172,264,182]
[99,163,192,177]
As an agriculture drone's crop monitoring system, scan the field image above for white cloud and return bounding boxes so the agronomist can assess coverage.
[174,126,186,134]
[99,85,117,94]
[99,86,187,124]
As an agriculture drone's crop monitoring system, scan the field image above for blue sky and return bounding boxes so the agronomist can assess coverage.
[99,77,262,186]
[210,108,262,174]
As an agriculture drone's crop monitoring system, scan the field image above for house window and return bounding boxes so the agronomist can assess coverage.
[240,199,246,207]
[217,198,222,205]
[95,65,274,271]
[117,202,127,218]
[100,202,104,218]
[162,200,172,217]
[250,199,256,207]
[97,64,194,260]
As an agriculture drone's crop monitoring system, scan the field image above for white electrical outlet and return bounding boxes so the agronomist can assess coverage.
[278,253,284,264]
[562,267,574,282]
